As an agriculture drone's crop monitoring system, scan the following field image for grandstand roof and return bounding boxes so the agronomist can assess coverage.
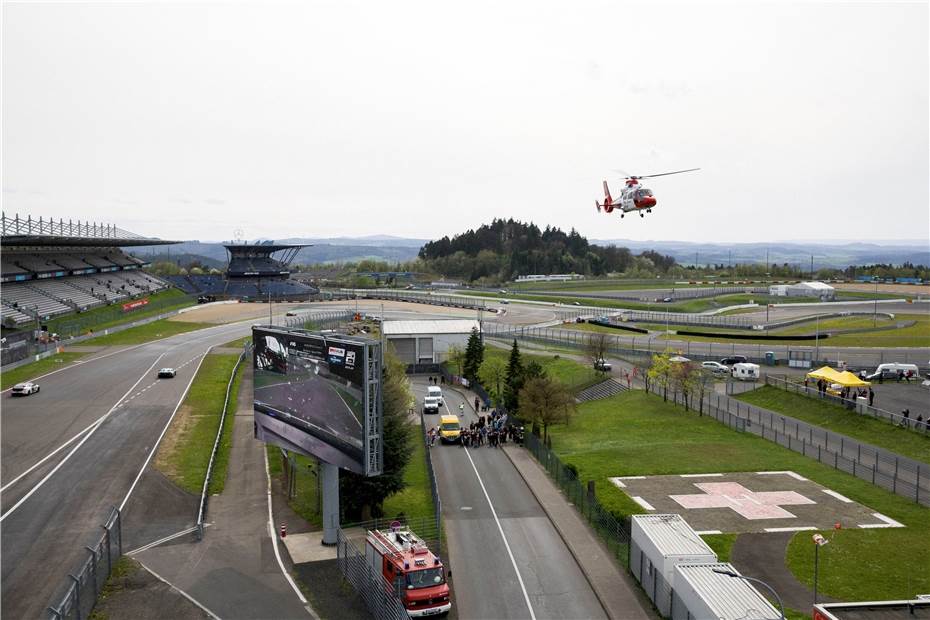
[1,213,179,247]
[223,243,310,253]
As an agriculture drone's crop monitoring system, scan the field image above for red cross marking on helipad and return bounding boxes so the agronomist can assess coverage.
[670,482,816,520]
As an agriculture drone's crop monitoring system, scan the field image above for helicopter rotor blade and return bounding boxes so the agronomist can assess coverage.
[637,168,701,179]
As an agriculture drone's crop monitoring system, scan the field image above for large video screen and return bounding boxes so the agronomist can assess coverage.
[253,327,382,476]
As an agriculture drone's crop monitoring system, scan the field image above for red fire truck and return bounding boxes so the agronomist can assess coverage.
[365,526,451,617]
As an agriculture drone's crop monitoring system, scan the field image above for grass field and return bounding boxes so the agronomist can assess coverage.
[382,428,436,522]
[481,345,601,390]
[266,447,324,528]
[155,352,243,495]
[81,318,212,346]
[735,385,930,465]
[46,288,195,336]
[547,390,930,602]
[1,351,86,390]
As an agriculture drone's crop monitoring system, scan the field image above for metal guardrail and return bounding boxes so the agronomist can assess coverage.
[419,412,443,549]
[197,347,247,539]
[764,375,929,436]
[46,507,122,620]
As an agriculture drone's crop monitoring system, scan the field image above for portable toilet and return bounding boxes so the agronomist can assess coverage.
[764,351,776,367]
[672,563,781,620]
[630,515,718,616]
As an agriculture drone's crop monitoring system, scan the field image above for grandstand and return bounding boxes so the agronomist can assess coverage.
[1,213,178,328]
[164,241,318,300]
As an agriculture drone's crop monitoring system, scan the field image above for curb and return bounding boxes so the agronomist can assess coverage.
[500,444,627,620]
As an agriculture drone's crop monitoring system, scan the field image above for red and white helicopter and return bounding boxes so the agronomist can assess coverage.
[596,168,699,218]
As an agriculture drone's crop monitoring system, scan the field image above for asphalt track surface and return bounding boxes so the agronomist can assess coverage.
[0,301,560,618]
[413,380,607,620]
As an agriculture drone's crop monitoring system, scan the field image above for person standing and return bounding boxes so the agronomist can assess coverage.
[868,387,875,407]
[474,396,480,412]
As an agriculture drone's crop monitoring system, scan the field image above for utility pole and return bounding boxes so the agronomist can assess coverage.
[268,289,272,325]
[873,279,878,327]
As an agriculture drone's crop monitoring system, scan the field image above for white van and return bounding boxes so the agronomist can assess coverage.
[427,385,443,406]
[731,363,760,381]
[867,363,919,381]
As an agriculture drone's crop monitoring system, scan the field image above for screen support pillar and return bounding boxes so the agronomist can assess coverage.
[320,461,339,546]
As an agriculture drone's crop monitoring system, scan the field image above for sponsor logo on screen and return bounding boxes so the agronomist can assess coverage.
[328,346,346,365]
[345,350,356,369]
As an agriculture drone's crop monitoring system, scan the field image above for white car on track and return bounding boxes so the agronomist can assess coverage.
[158,368,177,378]
[11,382,40,396]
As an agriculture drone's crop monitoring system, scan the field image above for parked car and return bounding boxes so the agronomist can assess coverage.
[11,382,40,396]
[285,311,297,317]
[423,396,441,415]
[500,299,510,304]
[701,361,730,376]
[158,368,177,378]
[865,363,920,382]
[594,358,612,372]
[572,301,581,306]
[720,355,748,366]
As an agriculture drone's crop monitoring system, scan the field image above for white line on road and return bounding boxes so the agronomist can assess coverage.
[1,352,167,523]
[822,489,853,503]
[136,560,221,619]
[695,530,723,535]
[119,351,208,512]
[680,473,723,478]
[1,417,100,493]
[463,446,537,620]
[263,445,317,617]
[126,524,211,556]
[764,526,817,533]
[632,496,655,511]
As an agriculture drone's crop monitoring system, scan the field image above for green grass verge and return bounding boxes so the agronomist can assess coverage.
[735,385,930,465]
[81,319,212,346]
[700,533,737,562]
[89,555,140,620]
[46,288,195,336]
[547,389,930,602]
[383,428,436,522]
[481,346,600,390]
[207,356,246,494]
[156,353,242,495]
[1,351,86,390]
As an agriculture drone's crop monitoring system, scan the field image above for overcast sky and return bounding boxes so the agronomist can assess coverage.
[3,1,928,244]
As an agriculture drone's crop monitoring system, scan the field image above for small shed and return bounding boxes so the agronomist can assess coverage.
[672,563,781,620]
[630,514,717,616]
[383,319,479,365]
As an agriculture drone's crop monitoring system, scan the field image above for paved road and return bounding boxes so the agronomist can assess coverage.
[413,379,607,620]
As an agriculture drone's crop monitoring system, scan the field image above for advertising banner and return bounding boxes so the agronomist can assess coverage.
[121,298,149,312]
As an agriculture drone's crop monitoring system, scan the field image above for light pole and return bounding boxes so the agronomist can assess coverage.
[814,314,820,365]
[712,568,785,620]
[873,279,878,327]
[812,533,829,605]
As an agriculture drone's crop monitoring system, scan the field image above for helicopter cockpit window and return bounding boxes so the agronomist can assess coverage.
[635,189,653,199]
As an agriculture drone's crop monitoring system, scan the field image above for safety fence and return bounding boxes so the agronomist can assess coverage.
[522,286,763,303]
[197,346,248,539]
[336,527,411,620]
[419,413,443,549]
[52,293,199,338]
[524,432,633,567]
[339,289,491,311]
[764,375,929,436]
[278,309,354,330]
[649,383,930,507]
[46,507,122,620]
[483,323,930,370]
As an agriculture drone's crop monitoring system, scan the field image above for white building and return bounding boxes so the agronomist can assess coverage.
[514,273,585,282]
[785,281,835,300]
[383,319,479,365]
[768,284,788,297]
[672,563,781,620]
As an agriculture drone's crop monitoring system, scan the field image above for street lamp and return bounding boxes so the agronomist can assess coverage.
[873,279,878,328]
[712,568,786,620]
[812,533,829,605]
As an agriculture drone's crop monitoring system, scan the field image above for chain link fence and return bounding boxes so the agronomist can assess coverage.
[418,413,442,548]
[336,527,411,620]
[764,374,929,436]
[46,507,122,620]
[52,293,199,338]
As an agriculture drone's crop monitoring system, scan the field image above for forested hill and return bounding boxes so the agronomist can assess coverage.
[417,219,674,281]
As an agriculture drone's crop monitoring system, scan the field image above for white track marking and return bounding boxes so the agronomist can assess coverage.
[695,530,723,535]
[680,473,723,478]
[263,445,316,616]
[756,470,807,481]
[1,352,166,522]
[118,351,208,512]
[136,560,221,619]
[632,496,656,511]
[859,513,905,529]
[615,475,646,480]
[1,417,102,493]
[463,445,537,620]
[822,489,853,503]
[764,526,817,533]
[609,477,627,488]
[126,524,210,556]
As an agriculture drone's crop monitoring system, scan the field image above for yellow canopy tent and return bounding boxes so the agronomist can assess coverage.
[807,366,843,382]
[835,371,871,388]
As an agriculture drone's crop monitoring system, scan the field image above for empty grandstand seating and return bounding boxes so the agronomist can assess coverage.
[11,255,62,274]
[1,304,34,326]
[2,283,73,318]
[31,279,101,311]
[50,254,95,270]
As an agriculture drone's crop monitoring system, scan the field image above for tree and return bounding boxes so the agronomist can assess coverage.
[518,376,577,443]
[447,344,466,376]
[462,327,484,384]
[524,360,546,381]
[585,332,610,374]
[503,339,525,412]
[647,351,674,401]
[340,345,414,521]
[479,356,507,403]
[670,360,699,411]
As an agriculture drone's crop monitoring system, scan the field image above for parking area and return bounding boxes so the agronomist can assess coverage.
[611,471,903,534]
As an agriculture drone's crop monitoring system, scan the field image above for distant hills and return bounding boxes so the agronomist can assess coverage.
[130,235,928,270]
